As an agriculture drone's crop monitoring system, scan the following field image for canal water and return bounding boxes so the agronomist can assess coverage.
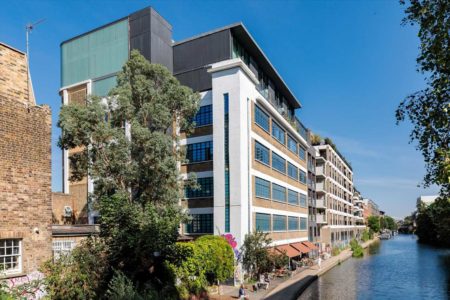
[298,235,450,300]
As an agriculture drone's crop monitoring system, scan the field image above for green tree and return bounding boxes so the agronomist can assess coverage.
[396,0,450,197]
[57,50,200,297]
[240,231,272,280]
[194,236,234,284]
[367,216,380,233]
[416,197,450,247]
[384,216,398,231]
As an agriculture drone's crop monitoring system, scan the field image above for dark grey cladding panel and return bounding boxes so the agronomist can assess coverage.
[129,7,173,72]
[175,68,212,92]
[173,29,231,75]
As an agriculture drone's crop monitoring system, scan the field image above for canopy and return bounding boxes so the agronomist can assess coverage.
[302,241,319,251]
[275,244,301,258]
[290,242,311,253]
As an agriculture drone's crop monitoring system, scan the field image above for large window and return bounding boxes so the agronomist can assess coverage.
[300,217,308,230]
[255,213,270,232]
[299,146,306,161]
[272,183,286,202]
[255,141,270,165]
[273,215,287,231]
[53,240,76,259]
[0,239,21,274]
[288,162,298,180]
[272,152,286,173]
[186,141,213,163]
[255,177,270,199]
[255,105,270,132]
[185,177,214,198]
[300,193,307,207]
[271,121,285,144]
[299,170,307,184]
[193,105,212,127]
[185,214,213,234]
[287,135,298,153]
[288,189,299,205]
[288,216,299,231]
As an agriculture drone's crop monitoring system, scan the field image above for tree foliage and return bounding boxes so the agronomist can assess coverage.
[416,197,450,247]
[367,216,381,233]
[57,50,200,298]
[397,0,450,197]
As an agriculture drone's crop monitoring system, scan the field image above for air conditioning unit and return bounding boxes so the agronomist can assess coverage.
[63,206,73,218]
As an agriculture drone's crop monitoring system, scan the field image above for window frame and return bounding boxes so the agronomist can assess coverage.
[287,162,298,180]
[255,213,271,232]
[184,177,214,198]
[254,141,270,166]
[255,177,271,199]
[271,152,286,174]
[287,135,298,154]
[288,216,299,231]
[288,189,299,206]
[300,217,308,231]
[254,105,270,133]
[186,141,213,163]
[299,146,306,161]
[271,121,285,145]
[299,169,307,184]
[272,183,286,203]
[185,214,213,234]
[299,193,307,207]
[0,239,22,275]
[272,215,287,232]
[193,104,213,127]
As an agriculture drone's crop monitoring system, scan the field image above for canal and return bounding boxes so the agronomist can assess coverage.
[298,235,450,300]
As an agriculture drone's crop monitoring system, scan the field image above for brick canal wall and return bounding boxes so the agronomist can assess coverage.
[0,42,52,277]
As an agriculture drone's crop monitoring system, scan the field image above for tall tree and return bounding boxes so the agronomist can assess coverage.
[396,0,450,196]
[58,50,200,294]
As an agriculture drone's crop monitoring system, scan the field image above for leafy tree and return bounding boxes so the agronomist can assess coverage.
[57,50,200,297]
[396,0,450,197]
[416,197,450,247]
[194,236,234,284]
[367,216,380,233]
[384,216,398,231]
[240,231,273,279]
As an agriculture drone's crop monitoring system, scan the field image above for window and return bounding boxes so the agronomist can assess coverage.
[273,215,287,231]
[299,146,306,161]
[288,189,299,205]
[193,105,212,127]
[300,193,307,207]
[299,170,307,184]
[255,105,270,132]
[271,121,285,144]
[255,177,270,199]
[288,162,298,180]
[224,94,230,232]
[288,216,299,231]
[185,177,214,198]
[185,214,213,234]
[300,217,308,230]
[272,152,286,173]
[53,240,76,259]
[0,239,21,274]
[255,213,270,232]
[255,141,270,165]
[287,135,297,153]
[186,141,213,163]
[272,183,286,202]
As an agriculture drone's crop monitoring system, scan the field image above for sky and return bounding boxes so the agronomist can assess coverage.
[0,0,440,218]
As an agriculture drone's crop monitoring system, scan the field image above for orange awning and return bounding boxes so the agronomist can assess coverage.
[302,241,318,251]
[275,244,301,258]
[290,242,311,253]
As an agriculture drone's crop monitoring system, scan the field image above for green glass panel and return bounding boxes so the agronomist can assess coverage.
[61,19,128,87]
[92,76,117,97]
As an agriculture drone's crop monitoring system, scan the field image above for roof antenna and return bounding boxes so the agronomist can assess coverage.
[25,18,45,59]
[25,19,45,105]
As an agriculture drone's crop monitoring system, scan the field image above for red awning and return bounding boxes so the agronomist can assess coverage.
[290,242,311,253]
[302,241,319,251]
[275,244,301,258]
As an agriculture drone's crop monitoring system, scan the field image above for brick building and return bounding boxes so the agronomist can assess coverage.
[0,42,52,277]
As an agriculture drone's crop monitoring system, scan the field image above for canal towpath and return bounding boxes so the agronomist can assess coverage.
[211,238,379,300]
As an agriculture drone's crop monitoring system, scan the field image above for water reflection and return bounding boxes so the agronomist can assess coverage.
[298,235,450,300]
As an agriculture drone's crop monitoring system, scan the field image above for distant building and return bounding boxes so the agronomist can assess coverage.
[416,195,439,208]
[362,198,380,223]
[0,42,52,278]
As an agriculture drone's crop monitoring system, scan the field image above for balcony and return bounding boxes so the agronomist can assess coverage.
[316,198,327,209]
[316,181,325,192]
[316,165,325,177]
[316,214,327,224]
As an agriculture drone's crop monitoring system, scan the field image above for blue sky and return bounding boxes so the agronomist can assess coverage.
[0,0,439,218]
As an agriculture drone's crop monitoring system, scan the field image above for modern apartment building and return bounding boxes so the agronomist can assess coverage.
[174,24,310,248]
[0,42,52,278]
[59,7,173,224]
[352,189,365,226]
[314,142,365,249]
[60,7,312,249]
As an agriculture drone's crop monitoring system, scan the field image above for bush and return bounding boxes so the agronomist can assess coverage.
[41,238,108,300]
[331,247,341,256]
[350,239,364,258]
[361,229,371,242]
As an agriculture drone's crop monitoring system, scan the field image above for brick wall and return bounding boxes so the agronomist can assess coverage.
[0,43,52,277]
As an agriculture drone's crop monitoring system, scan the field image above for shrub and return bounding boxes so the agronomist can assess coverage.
[361,229,371,242]
[41,238,108,300]
[331,247,341,256]
[350,239,364,258]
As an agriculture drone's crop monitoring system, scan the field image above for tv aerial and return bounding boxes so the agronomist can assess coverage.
[25,18,46,58]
